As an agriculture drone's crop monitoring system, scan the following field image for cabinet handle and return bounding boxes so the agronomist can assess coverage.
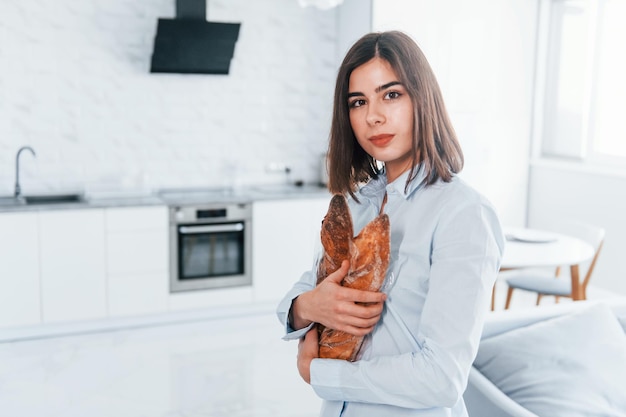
[179,223,244,234]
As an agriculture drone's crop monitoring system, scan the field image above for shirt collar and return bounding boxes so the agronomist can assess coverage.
[386,165,428,200]
[358,174,387,208]
[358,164,429,202]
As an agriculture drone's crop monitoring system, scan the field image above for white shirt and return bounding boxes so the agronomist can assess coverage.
[276,167,504,417]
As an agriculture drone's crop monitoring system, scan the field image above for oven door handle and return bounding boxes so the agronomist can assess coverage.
[179,223,244,234]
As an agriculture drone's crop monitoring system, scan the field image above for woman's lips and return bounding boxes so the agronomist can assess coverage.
[369,134,394,146]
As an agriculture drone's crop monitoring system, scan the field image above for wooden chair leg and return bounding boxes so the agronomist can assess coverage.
[555,295,560,304]
[536,293,543,305]
[505,287,514,310]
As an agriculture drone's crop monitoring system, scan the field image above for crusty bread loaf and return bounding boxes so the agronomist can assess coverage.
[317,194,353,285]
[316,194,390,361]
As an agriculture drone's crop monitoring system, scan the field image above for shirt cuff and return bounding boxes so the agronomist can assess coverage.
[282,321,315,341]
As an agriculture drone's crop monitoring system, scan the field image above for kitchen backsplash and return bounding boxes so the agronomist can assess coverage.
[0,0,338,194]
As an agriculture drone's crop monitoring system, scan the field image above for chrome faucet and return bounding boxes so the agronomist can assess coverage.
[14,146,36,199]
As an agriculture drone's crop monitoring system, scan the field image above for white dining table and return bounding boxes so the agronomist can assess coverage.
[492,227,596,310]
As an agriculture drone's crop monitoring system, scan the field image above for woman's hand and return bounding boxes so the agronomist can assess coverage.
[292,260,387,336]
[297,328,319,384]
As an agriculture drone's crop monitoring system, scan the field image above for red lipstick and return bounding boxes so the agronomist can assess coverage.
[369,134,394,146]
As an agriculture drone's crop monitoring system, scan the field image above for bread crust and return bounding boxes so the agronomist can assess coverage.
[316,194,390,361]
[316,194,353,285]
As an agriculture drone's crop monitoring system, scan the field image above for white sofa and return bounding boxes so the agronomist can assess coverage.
[464,299,626,417]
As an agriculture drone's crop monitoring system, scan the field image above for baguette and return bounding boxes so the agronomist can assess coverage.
[316,194,390,361]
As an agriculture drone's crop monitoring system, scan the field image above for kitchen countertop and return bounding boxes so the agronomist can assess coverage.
[0,184,331,212]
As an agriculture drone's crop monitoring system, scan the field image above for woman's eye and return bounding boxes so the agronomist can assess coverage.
[349,99,366,108]
[385,91,401,100]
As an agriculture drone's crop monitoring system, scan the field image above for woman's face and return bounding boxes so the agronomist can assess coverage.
[348,57,415,183]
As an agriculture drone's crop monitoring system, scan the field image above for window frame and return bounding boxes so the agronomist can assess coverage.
[534,0,626,170]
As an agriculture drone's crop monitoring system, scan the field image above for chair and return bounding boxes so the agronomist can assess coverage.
[504,222,605,309]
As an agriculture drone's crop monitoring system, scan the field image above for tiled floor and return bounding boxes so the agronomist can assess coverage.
[0,285,619,417]
[0,310,321,417]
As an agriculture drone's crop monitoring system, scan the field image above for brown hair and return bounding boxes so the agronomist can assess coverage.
[327,31,463,200]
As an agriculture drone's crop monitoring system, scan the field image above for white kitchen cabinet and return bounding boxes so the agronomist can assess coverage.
[105,206,169,317]
[168,286,254,311]
[39,209,107,323]
[1,193,333,336]
[252,196,330,304]
[0,211,41,327]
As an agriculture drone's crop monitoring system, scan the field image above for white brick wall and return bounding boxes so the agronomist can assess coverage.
[0,0,339,194]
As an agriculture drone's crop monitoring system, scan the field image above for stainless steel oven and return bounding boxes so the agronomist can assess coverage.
[169,203,252,292]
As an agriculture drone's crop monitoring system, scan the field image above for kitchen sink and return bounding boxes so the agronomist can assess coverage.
[22,193,86,205]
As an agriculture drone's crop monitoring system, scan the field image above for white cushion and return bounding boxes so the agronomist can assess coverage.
[474,303,626,417]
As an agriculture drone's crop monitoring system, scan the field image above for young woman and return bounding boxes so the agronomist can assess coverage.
[276,31,504,417]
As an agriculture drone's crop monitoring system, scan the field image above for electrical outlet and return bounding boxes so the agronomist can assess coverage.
[266,162,291,173]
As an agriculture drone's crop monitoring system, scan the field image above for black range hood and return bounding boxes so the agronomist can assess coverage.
[150,0,241,75]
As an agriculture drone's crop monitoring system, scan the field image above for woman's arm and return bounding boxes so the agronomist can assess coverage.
[297,327,320,383]
[277,261,387,339]
[292,260,386,335]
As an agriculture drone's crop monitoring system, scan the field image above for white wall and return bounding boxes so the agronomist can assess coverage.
[372,0,538,227]
[0,0,343,194]
[1,0,533,219]
[336,0,372,65]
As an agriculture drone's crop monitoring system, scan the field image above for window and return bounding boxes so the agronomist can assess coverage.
[539,0,626,165]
